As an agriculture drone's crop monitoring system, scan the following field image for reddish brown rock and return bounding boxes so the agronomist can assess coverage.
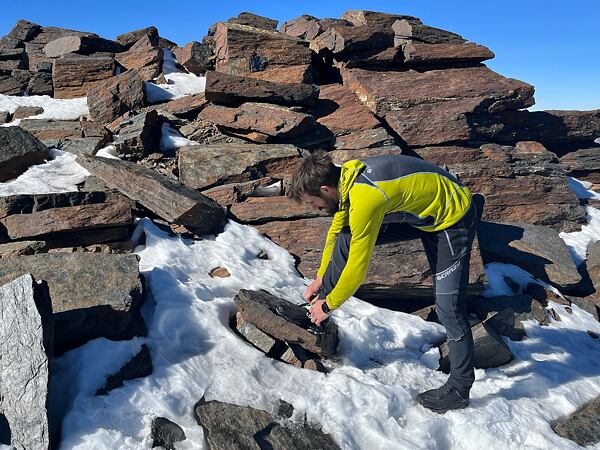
[87,69,145,124]
[115,35,163,81]
[400,41,494,66]
[52,53,115,99]
[12,106,44,120]
[214,22,312,76]
[173,41,212,75]
[560,147,600,185]
[116,27,159,49]
[43,35,123,58]
[199,102,318,140]
[342,66,535,146]
[245,64,313,84]
[160,93,209,116]
[312,84,395,149]
[112,110,162,156]
[342,10,420,28]
[0,241,47,258]
[204,70,319,106]
[416,143,585,231]
[0,48,26,70]
[280,15,322,40]
[202,177,278,204]
[18,118,109,147]
[230,196,325,224]
[227,12,278,30]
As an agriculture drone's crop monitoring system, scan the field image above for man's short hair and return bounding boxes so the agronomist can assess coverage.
[288,150,341,203]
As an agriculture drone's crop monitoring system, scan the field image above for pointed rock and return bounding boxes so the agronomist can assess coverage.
[0,126,48,182]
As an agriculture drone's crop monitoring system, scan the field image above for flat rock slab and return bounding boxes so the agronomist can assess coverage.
[416,143,585,232]
[52,53,116,99]
[0,274,54,450]
[439,320,512,373]
[178,143,301,190]
[43,35,123,58]
[342,66,534,146]
[76,154,225,235]
[195,400,338,450]
[234,289,338,357]
[87,69,145,125]
[560,148,600,184]
[204,70,319,106]
[0,253,144,354]
[0,126,48,182]
[230,196,326,224]
[553,397,600,446]
[478,221,582,289]
[0,241,46,258]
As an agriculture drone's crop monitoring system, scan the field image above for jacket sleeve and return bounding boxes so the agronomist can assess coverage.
[325,184,386,310]
[316,208,348,277]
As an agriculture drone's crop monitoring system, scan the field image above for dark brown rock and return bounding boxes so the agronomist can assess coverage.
[228,12,278,30]
[0,70,27,95]
[0,241,47,258]
[160,93,209,117]
[116,27,159,49]
[177,118,249,146]
[246,64,313,84]
[214,22,312,76]
[43,35,123,58]
[312,84,395,149]
[204,70,319,106]
[112,110,162,155]
[400,41,494,67]
[230,196,326,224]
[76,154,225,235]
[173,41,212,75]
[202,177,279,204]
[151,417,186,450]
[12,106,44,120]
[234,289,338,357]
[0,126,49,182]
[95,344,152,395]
[18,119,82,144]
[280,15,321,40]
[342,66,535,146]
[0,111,10,124]
[178,143,300,190]
[560,147,600,185]
[115,35,163,81]
[87,69,146,124]
[552,397,600,446]
[199,102,318,140]
[416,143,586,231]
[56,136,108,156]
[26,71,53,96]
[0,48,26,70]
[52,53,115,99]
[342,10,420,28]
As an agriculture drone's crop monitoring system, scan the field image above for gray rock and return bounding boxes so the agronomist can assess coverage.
[112,110,162,155]
[0,274,54,450]
[234,289,338,357]
[96,344,152,395]
[439,319,512,372]
[76,154,225,235]
[178,143,301,190]
[0,111,10,124]
[114,35,163,81]
[560,147,600,185]
[0,253,144,355]
[478,221,582,290]
[151,417,186,450]
[11,106,44,120]
[235,313,280,354]
[0,241,47,258]
[552,397,600,446]
[26,71,53,96]
[43,35,123,58]
[0,126,49,182]
[195,400,338,450]
[56,136,108,156]
[228,12,279,30]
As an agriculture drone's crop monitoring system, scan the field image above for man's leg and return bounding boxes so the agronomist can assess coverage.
[417,205,477,412]
[320,223,422,298]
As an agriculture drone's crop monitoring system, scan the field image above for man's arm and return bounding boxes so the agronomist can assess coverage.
[316,208,348,277]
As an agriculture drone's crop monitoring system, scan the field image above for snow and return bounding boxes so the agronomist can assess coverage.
[144,49,206,103]
[159,122,198,151]
[0,94,89,126]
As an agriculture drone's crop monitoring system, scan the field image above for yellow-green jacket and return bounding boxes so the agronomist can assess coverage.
[318,154,472,310]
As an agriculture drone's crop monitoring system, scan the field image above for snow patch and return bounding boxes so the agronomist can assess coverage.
[0,94,89,126]
[159,122,198,151]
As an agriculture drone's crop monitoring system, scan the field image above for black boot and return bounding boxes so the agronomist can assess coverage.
[416,385,469,413]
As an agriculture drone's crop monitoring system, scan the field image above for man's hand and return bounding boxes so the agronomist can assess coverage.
[309,298,330,326]
[304,275,323,303]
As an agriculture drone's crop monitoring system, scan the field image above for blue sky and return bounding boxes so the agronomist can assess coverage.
[1,0,598,111]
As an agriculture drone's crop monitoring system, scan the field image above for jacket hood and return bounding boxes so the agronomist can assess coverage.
[338,159,365,210]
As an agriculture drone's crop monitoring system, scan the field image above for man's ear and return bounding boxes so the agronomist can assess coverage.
[320,185,334,195]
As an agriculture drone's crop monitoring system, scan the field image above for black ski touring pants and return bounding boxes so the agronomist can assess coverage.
[320,203,479,396]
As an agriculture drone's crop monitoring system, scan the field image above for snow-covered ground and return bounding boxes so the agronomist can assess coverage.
[0,94,89,126]
[1,150,600,449]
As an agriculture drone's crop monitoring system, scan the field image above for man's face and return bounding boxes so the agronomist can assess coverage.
[302,187,339,216]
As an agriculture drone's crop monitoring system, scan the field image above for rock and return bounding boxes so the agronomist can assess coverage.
[209,267,230,278]
[230,196,325,224]
[560,147,600,185]
[0,253,144,354]
[204,70,319,106]
[471,295,548,341]
[112,110,162,155]
[178,118,248,145]
[87,69,146,124]
[400,41,495,67]
[18,118,109,148]
[0,111,9,124]
[257,217,486,306]
[96,344,153,395]
[329,147,403,165]
[0,126,49,182]
[0,71,25,95]
[552,397,600,446]
[178,143,301,190]
[12,106,44,120]
[173,41,212,75]
[195,400,339,450]
[587,241,600,289]
[524,282,571,306]
[235,313,281,354]
[52,53,116,99]
[115,35,163,81]
[0,241,47,258]
[43,35,123,58]
[0,274,54,450]
[342,10,419,28]
[160,93,209,117]
[341,66,535,146]
[0,192,133,240]
[439,319,512,372]
[234,289,338,357]
[116,27,159,49]
[246,64,313,84]
[1,19,41,45]
[478,221,582,290]
[416,143,585,232]
[280,343,326,372]
[569,296,600,322]
[312,84,395,149]
[228,12,278,30]
[151,417,186,450]
[0,48,25,70]
[26,71,53,95]
[76,154,225,235]
[280,15,325,40]
[214,22,312,76]
[56,136,108,156]
[199,102,318,140]
[202,177,279,204]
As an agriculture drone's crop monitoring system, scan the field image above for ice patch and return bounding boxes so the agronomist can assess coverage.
[159,122,198,151]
